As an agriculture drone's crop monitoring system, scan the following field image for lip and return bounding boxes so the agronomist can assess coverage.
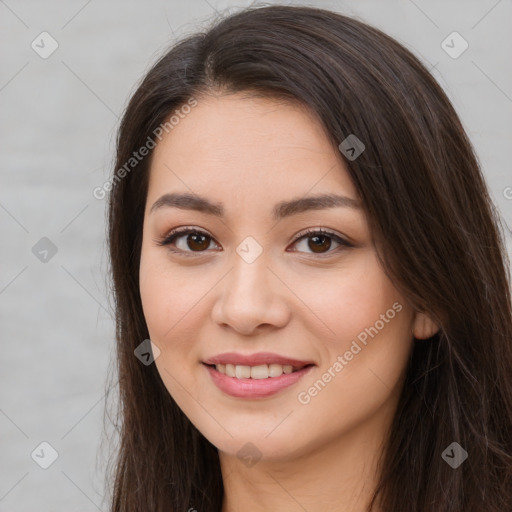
[204,364,314,398]
[203,352,314,369]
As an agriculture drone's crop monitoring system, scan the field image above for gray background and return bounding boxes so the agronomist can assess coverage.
[1,0,511,509]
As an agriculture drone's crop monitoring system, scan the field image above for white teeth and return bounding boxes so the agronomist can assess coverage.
[251,365,269,379]
[225,364,236,377]
[215,363,300,378]
[268,364,282,378]
[235,365,251,379]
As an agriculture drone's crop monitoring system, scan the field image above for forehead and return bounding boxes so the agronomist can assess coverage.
[147,93,358,212]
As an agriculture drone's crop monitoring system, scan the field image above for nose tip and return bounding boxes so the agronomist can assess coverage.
[210,261,291,335]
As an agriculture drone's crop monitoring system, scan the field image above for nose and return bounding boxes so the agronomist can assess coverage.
[210,254,291,336]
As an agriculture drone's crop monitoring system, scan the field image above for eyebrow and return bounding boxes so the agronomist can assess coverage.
[149,192,362,220]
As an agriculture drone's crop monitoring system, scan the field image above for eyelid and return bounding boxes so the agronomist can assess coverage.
[160,225,211,240]
[291,227,353,246]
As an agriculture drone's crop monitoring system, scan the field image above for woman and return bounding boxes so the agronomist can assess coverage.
[105,5,512,511]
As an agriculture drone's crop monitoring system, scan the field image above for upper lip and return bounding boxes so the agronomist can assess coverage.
[203,352,315,369]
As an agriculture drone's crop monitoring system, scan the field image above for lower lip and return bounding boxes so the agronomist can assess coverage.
[204,364,314,398]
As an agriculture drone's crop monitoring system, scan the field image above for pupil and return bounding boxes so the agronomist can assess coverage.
[188,233,209,251]
[309,235,331,253]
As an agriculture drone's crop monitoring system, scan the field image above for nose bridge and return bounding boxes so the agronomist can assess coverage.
[225,231,270,292]
[227,244,272,302]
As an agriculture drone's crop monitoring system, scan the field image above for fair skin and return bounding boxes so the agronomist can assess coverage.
[139,92,439,512]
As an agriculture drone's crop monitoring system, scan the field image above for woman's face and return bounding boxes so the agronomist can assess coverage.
[139,93,418,462]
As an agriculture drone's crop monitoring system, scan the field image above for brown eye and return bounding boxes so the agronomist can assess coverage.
[291,229,350,255]
[185,232,211,251]
[307,234,332,253]
[157,228,217,255]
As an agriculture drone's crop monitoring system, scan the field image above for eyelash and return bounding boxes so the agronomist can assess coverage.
[154,226,353,258]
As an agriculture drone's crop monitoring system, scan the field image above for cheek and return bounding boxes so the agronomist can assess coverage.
[139,248,202,341]
[293,251,404,344]
[294,252,413,413]
[139,250,204,408]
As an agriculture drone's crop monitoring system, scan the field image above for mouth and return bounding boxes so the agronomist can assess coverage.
[202,353,315,398]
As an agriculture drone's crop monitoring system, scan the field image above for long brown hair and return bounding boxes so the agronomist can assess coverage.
[104,5,512,511]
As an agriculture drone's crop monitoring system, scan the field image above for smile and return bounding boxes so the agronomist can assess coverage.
[203,362,315,398]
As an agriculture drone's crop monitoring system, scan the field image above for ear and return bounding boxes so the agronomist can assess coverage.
[412,312,440,340]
